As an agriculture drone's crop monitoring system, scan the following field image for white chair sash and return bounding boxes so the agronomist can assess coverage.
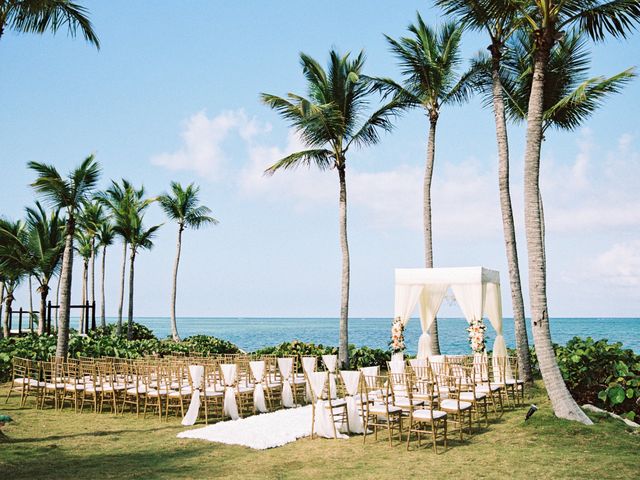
[249,360,268,413]
[301,356,317,402]
[322,355,338,399]
[277,357,295,408]
[220,364,239,420]
[181,365,204,426]
[389,360,405,374]
[340,370,365,434]
[308,371,347,439]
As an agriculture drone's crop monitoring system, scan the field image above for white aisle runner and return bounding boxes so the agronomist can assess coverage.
[177,406,316,450]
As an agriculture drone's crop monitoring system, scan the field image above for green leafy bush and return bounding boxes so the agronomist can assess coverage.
[349,345,390,369]
[0,323,240,381]
[554,337,640,420]
[92,322,156,340]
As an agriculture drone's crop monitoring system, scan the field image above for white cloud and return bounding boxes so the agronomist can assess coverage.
[150,109,269,180]
[593,241,640,287]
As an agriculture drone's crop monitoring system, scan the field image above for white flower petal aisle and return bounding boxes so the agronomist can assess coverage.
[177,405,314,450]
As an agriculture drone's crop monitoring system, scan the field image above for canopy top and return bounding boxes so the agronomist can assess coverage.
[395,266,500,286]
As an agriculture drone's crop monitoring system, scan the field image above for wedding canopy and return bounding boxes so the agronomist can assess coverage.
[394,267,507,359]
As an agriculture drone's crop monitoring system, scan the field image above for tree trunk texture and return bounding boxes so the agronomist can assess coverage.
[523,41,592,424]
[2,292,12,339]
[490,50,533,383]
[127,248,136,340]
[338,165,350,369]
[170,225,183,342]
[38,284,48,336]
[79,259,88,333]
[90,239,96,317]
[55,275,60,329]
[56,226,75,358]
[0,281,4,335]
[100,245,107,328]
[28,276,34,331]
[117,241,128,336]
[424,118,441,355]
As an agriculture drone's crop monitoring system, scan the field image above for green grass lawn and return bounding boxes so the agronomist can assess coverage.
[0,382,638,480]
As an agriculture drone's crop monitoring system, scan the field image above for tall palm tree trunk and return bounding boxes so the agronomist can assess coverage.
[490,49,533,383]
[38,284,49,336]
[169,225,183,342]
[100,245,107,328]
[55,275,60,330]
[2,291,13,338]
[337,165,350,368]
[424,117,441,354]
[524,42,591,424]
[0,281,4,334]
[127,248,136,340]
[56,227,75,358]
[90,240,96,324]
[116,241,128,336]
[79,259,88,333]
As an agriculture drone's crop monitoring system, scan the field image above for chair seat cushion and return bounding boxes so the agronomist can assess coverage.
[64,383,85,391]
[369,403,402,414]
[412,409,447,420]
[326,398,347,408]
[202,389,223,397]
[459,391,487,401]
[440,398,472,411]
[394,397,424,408]
[477,384,501,392]
[126,387,149,395]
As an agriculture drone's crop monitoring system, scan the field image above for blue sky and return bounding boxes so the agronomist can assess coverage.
[1,1,639,318]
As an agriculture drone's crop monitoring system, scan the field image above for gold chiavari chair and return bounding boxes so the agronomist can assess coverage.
[165,362,192,419]
[457,366,489,428]
[307,370,347,439]
[5,357,34,406]
[436,374,473,442]
[40,360,65,410]
[361,373,403,446]
[404,375,448,453]
[122,361,146,417]
[61,358,85,413]
[201,360,224,424]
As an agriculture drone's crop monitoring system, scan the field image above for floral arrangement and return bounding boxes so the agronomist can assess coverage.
[467,318,487,353]
[390,317,405,353]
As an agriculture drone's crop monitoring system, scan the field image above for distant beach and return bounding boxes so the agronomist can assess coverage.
[100,317,640,354]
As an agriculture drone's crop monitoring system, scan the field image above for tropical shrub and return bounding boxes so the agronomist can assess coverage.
[554,337,640,420]
[92,322,156,340]
[254,340,337,358]
[349,345,391,369]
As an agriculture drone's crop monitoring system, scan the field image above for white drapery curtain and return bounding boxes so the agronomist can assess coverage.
[277,357,295,408]
[220,364,239,420]
[417,284,449,358]
[308,372,347,439]
[484,282,511,378]
[181,365,204,426]
[249,360,268,413]
[450,282,486,324]
[394,284,423,326]
[340,370,365,434]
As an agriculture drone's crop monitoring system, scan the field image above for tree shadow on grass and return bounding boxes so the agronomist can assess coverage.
[5,424,183,444]
[3,442,223,480]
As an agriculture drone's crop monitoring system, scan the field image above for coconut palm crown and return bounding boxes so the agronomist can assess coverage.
[261,49,403,367]
[0,0,99,46]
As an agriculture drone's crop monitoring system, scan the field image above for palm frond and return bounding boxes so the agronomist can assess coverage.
[264,149,333,175]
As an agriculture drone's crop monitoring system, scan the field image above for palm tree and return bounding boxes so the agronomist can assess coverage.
[24,202,65,334]
[158,182,217,342]
[29,155,100,357]
[0,0,99,46]
[489,0,640,424]
[96,219,114,328]
[96,180,145,336]
[436,0,534,383]
[75,230,91,333]
[261,49,402,368]
[78,200,105,325]
[0,219,29,338]
[125,207,161,340]
[370,15,476,354]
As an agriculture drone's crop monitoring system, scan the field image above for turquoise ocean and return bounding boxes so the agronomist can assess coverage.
[106,317,640,354]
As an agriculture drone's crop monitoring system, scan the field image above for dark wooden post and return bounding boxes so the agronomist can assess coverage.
[91,300,96,331]
[18,307,23,335]
[47,301,52,335]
